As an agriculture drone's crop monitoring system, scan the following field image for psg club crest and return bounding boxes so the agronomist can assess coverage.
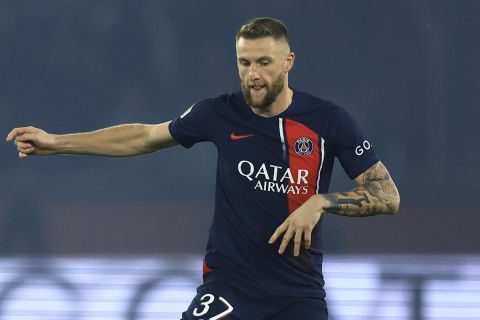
[294,137,314,156]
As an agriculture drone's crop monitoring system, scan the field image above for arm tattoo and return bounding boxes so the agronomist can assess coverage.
[324,161,400,217]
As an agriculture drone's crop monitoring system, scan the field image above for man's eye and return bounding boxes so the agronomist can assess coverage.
[260,61,270,66]
[239,61,250,66]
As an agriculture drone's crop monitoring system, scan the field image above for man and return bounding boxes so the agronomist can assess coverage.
[7,17,399,320]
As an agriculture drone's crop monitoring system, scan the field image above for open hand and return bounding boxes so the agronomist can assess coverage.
[268,195,327,256]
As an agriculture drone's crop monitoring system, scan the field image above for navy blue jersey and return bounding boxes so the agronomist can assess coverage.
[169,89,378,297]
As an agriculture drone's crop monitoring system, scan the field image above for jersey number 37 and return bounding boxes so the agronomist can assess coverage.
[193,293,234,320]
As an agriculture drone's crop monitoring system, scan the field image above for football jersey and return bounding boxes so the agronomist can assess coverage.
[169,89,378,297]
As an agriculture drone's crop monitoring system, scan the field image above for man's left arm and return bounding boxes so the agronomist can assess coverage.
[323,160,400,217]
[269,160,400,256]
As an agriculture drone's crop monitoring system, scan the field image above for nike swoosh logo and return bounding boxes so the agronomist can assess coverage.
[230,132,254,140]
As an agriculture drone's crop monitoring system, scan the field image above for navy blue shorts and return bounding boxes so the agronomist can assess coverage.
[181,277,328,320]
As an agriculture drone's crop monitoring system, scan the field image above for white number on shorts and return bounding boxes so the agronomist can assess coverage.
[193,294,215,317]
[192,293,234,319]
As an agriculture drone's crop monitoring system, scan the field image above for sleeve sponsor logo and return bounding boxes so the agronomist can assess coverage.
[355,140,371,156]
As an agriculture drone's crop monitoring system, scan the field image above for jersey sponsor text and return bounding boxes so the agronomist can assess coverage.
[238,160,309,195]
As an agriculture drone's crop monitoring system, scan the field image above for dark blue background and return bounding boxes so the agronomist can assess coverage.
[1,0,478,255]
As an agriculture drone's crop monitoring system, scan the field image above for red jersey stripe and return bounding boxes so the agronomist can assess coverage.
[284,119,321,214]
[202,259,213,274]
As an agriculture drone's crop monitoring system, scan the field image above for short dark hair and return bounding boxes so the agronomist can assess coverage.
[236,17,289,46]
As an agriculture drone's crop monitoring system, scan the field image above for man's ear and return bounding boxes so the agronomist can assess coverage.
[284,52,295,72]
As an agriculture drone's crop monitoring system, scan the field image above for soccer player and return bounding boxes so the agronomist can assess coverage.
[7,17,399,320]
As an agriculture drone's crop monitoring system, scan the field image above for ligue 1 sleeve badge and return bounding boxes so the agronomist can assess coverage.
[294,137,314,156]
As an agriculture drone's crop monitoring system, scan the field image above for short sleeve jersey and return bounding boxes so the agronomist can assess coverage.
[169,90,378,297]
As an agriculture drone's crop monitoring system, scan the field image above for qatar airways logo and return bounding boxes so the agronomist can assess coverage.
[237,160,309,195]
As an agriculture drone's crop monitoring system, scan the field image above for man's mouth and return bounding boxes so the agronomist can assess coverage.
[250,85,266,92]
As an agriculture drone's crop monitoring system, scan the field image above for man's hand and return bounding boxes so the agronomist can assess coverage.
[6,126,56,159]
[269,195,327,257]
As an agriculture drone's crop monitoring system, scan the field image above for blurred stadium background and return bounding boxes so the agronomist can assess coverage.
[0,1,479,319]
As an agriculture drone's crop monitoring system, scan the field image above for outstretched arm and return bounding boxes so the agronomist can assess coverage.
[6,121,177,158]
[269,161,400,256]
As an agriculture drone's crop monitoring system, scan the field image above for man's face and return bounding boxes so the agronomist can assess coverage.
[236,37,291,111]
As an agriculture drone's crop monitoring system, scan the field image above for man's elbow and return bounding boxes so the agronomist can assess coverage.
[383,179,400,214]
[387,195,400,214]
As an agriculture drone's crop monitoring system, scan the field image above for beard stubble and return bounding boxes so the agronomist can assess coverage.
[241,73,285,111]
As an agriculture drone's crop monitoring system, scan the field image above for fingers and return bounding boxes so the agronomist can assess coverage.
[293,230,302,256]
[15,133,36,142]
[6,127,34,142]
[269,221,288,245]
[278,226,295,255]
[6,127,38,159]
[16,141,35,155]
[6,128,19,142]
[18,142,36,158]
[6,128,37,159]
[270,222,314,256]
[19,152,28,159]
[304,229,312,250]
[16,141,33,149]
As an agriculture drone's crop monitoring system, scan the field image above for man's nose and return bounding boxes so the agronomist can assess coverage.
[248,65,260,80]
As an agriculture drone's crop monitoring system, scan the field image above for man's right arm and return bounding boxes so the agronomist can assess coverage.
[6,121,177,159]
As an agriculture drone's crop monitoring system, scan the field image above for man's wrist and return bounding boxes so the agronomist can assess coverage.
[314,193,341,213]
[312,194,336,213]
[51,134,65,154]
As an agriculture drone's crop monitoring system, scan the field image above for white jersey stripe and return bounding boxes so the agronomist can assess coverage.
[316,137,325,194]
[278,118,287,161]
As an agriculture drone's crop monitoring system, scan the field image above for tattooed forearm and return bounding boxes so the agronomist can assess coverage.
[322,161,400,217]
[336,192,370,207]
